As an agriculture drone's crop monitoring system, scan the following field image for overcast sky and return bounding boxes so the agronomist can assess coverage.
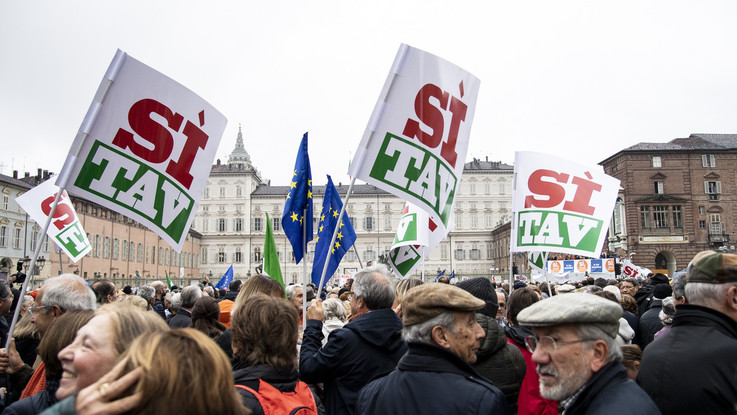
[2,1,737,187]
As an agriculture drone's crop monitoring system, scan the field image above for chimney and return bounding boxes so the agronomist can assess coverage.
[12,171,17,179]
[43,170,49,180]
[37,168,42,179]
[24,172,30,178]
[486,156,488,162]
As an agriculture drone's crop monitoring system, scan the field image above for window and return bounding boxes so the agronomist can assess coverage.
[217,218,226,232]
[384,203,391,211]
[652,156,662,168]
[1,194,8,210]
[236,186,242,197]
[486,243,493,259]
[235,218,243,232]
[103,237,110,259]
[0,226,6,247]
[454,248,466,260]
[30,229,38,251]
[470,214,478,228]
[151,246,156,264]
[201,247,208,264]
[234,247,242,263]
[364,217,374,230]
[112,238,119,260]
[165,248,170,265]
[702,154,716,168]
[13,228,22,249]
[709,217,723,235]
[94,235,101,257]
[130,243,135,263]
[704,181,722,200]
[672,206,682,229]
[384,216,392,230]
[272,217,281,231]
[217,249,225,263]
[203,187,209,198]
[654,182,664,194]
[653,206,669,228]
[470,183,476,194]
[456,214,463,229]
[364,249,376,262]
[470,244,481,260]
[253,217,262,231]
[158,247,163,265]
[122,241,129,261]
[485,214,492,228]
[219,187,225,197]
[499,183,506,194]
[640,206,651,229]
[485,183,491,194]
[202,205,209,212]
[137,244,143,262]
[699,220,706,229]
[253,247,261,262]
[699,206,705,215]
[441,243,448,260]
[202,219,208,232]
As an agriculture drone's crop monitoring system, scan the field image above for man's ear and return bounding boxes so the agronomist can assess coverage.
[431,325,450,348]
[589,339,609,372]
[51,305,63,318]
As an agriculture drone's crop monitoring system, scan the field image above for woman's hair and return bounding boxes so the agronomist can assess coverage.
[507,287,541,325]
[620,344,642,370]
[39,310,95,379]
[191,296,226,338]
[122,329,247,415]
[620,294,638,314]
[233,274,284,313]
[13,311,38,339]
[393,278,423,307]
[115,294,150,311]
[96,303,169,356]
[323,298,347,322]
[231,294,298,372]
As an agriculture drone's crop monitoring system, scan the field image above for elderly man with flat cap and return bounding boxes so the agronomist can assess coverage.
[638,251,737,414]
[517,293,659,415]
[356,283,510,415]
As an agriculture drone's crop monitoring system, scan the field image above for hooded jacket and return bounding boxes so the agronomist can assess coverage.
[472,313,526,413]
[299,308,407,415]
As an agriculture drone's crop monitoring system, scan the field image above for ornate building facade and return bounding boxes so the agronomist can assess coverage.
[196,128,515,284]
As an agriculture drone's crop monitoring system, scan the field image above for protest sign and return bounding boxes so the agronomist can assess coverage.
[511,152,620,258]
[388,202,446,278]
[349,44,480,235]
[57,50,227,251]
[16,178,91,262]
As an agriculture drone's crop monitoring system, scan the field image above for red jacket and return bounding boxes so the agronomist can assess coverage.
[507,337,558,415]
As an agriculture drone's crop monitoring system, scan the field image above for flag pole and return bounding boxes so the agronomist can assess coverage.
[352,244,364,269]
[5,190,64,350]
[421,246,425,282]
[543,252,553,297]
[317,176,357,299]
[302,207,308,328]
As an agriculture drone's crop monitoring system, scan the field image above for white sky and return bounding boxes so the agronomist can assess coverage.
[2,1,737,187]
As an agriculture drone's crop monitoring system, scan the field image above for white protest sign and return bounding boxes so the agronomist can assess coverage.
[57,50,226,251]
[388,202,448,278]
[16,179,91,262]
[349,44,480,236]
[511,152,620,257]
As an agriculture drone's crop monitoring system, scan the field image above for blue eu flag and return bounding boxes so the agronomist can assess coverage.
[282,133,313,264]
[215,265,234,290]
[311,175,357,287]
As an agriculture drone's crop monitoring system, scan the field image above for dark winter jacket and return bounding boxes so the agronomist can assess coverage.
[153,298,166,319]
[299,309,407,415]
[167,308,192,329]
[563,360,660,415]
[622,310,639,342]
[638,304,737,415]
[505,325,558,415]
[3,377,60,415]
[233,362,324,415]
[634,285,655,317]
[472,313,526,413]
[356,342,510,415]
[638,298,663,349]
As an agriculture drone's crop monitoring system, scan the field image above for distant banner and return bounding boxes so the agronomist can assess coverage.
[547,258,616,274]
[349,44,480,236]
[511,152,620,257]
[57,50,227,251]
[16,179,91,262]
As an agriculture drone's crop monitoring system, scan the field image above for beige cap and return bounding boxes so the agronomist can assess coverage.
[516,292,622,338]
[402,283,485,326]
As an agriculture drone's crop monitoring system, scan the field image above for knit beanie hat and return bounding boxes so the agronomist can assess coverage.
[455,278,499,318]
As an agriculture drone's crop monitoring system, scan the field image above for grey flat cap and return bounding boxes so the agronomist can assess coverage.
[516,293,622,338]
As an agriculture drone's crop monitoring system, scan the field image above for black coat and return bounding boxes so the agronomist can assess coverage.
[638,304,737,415]
[299,309,407,415]
[472,313,526,413]
[233,363,324,415]
[167,308,192,329]
[564,361,659,415]
[356,342,510,415]
[638,299,663,349]
[3,377,60,415]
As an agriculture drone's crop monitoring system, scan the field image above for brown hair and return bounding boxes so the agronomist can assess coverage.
[235,274,284,310]
[96,302,169,356]
[231,294,298,372]
[507,287,541,325]
[191,296,226,339]
[620,294,638,314]
[122,329,247,415]
[39,310,94,378]
[620,344,642,370]
[593,290,619,304]
[393,278,423,307]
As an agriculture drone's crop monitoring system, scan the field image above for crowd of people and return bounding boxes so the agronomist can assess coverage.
[0,249,733,414]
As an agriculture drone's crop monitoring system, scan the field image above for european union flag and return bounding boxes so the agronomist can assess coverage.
[311,175,357,287]
[215,265,234,290]
[282,133,313,264]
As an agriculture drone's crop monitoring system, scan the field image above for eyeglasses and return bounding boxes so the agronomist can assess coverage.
[524,335,595,353]
[28,305,51,316]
